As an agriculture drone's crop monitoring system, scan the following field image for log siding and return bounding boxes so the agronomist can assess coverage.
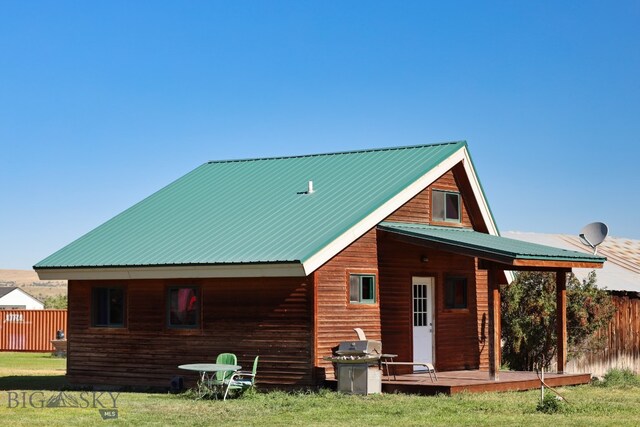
[378,166,489,373]
[67,276,314,389]
[385,169,473,228]
[378,230,488,373]
[314,228,381,379]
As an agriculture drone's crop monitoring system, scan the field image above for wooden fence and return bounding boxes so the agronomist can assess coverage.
[567,294,640,377]
[0,310,67,352]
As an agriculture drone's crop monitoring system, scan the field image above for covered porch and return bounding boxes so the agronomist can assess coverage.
[377,222,606,380]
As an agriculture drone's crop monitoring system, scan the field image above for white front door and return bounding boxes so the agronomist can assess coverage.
[412,276,434,370]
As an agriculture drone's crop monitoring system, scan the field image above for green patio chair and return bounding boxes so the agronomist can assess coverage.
[223,356,259,400]
[209,352,238,388]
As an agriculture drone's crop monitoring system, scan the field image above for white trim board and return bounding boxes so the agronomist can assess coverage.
[35,263,306,280]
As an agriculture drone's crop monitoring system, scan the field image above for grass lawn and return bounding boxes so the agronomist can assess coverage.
[0,352,639,426]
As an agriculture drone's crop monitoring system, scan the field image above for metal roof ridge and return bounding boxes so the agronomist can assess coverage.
[206,140,467,164]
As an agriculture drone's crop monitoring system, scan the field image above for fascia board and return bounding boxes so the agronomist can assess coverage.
[35,262,306,280]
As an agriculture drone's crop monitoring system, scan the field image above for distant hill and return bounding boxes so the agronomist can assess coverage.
[0,269,67,300]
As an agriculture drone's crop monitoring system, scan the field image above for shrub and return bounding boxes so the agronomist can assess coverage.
[536,393,564,414]
[597,368,640,388]
[43,294,68,309]
[501,271,615,371]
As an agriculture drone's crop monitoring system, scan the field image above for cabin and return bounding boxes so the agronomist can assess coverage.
[34,141,605,390]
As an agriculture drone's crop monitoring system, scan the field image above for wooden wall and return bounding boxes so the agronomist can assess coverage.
[378,231,486,373]
[385,169,473,228]
[566,293,640,377]
[314,228,380,378]
[378,166,489,373]
[67,276,314,390]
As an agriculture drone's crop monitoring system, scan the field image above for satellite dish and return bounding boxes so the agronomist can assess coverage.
[578,222,609,255]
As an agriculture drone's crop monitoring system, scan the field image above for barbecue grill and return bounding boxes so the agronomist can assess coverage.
[324,340,382,394]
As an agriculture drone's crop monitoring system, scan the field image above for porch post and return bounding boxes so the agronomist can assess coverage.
[556,270,568,374]
[488,268,500,381]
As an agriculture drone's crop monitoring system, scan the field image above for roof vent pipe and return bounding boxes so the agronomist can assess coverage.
[307,180,315,194]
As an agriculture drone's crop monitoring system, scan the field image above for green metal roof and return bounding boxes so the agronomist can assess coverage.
[378,222,606,265]
[35,141,469,269]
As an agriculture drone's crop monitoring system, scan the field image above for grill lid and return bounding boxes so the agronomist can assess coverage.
[335,340,382,356]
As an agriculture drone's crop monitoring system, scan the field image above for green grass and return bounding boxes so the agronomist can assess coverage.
[0,352,639,426]
[0,352,67,390]
[0,352,66,374]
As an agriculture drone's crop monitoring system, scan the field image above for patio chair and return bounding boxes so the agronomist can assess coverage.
[223,355,259,400]
[210,352,238,386]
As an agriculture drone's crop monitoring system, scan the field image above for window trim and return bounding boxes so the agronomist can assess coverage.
[91,286,127,328]
[444,276,468,310]
[432,189,461,223]
[348,273,377,305]
[166,286,201,329]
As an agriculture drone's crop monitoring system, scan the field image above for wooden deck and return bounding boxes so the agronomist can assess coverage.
[326,369,592,395]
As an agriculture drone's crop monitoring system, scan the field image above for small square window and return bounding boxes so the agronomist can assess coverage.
[432,190,461,223]
[350,274,376,304]
[444,277,467,309]
[168,287,200,328]
[92,287,126,327]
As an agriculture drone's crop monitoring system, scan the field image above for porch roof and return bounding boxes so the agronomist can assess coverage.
[378,222,606,269]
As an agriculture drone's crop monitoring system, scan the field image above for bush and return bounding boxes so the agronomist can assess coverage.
[501,271,615,371]
[537,392,564,414]
[43,294,68,309]
[597,369,640,388]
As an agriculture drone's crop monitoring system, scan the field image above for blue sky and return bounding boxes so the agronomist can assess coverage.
[1,1,638,270]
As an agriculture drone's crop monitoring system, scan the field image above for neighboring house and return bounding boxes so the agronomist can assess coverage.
[34,141,605,390]
[504,231,640,376]
[0,287,44,310]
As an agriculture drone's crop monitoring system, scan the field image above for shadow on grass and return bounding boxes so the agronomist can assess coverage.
[0,375,68,391]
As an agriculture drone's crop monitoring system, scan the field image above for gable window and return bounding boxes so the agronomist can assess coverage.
[432,190,461,223]
[168,287,200,328]
[444,277,468,309]
[350,274,376,304]
[92,287,126,327]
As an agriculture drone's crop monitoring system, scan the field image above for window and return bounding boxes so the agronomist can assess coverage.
[92,287,126,327]
[432,190,461,223]
[349,274,376,304]
[444,277,468,309]
[167,287,200,328]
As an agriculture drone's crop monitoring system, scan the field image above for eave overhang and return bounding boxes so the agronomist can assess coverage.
[34,262,307,280]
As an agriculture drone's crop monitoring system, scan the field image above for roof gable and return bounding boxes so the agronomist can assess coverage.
[0,287,43,305]
[35,141,499,278]
[0,287,18,298]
